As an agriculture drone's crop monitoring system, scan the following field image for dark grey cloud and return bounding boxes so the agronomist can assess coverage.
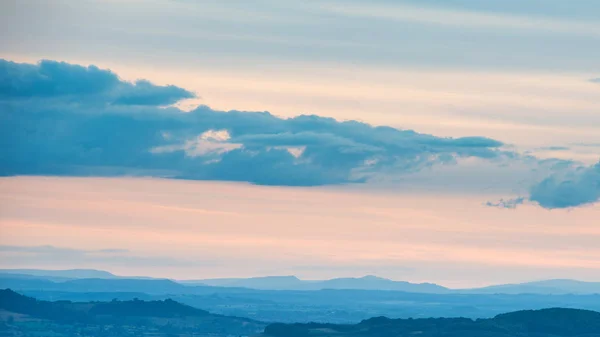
[1,59,597,208]
[529,162,600,209]
[591,78,600,83]
[0,59,508,187]
[0,59,194,105]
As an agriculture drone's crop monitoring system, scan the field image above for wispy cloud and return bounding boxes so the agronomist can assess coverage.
[2,176,600,285]
[0,245,206,268]
[537,146,571,151]
[485,197,525,209]
[321,2,600,37]
[0,59,195,105]
[0,245,128,254]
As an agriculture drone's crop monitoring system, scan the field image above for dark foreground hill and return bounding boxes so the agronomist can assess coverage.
[263,308,600,337]
[2,289,600,337]
[0,289,265,336]
[6,273,600,324]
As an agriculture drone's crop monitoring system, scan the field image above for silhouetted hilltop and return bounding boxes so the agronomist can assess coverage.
[0,276,189,294]
[493,308,600,335]
[5,274,600,324]
[184,275,600,294]
[4,270,599,295]
[467,279,600,295]
[187,275,450,293]
[0,288,88,323]
[0,289,208,322]
[3,289,600,336]
[263,308,600,337]
[0,288,264,337]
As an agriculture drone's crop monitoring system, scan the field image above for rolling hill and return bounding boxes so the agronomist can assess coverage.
[263,308,600,337]
[0,275,190,294]
[183,275,449,293]
[6,269,599,295]
[466,279,600,295]
[0,289,265,336]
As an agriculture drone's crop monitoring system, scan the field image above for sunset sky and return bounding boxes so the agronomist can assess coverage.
[1,0,599,287]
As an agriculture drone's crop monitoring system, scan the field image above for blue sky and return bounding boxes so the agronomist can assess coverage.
[0,0,599,286]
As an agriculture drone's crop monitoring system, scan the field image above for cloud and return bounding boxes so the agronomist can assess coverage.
[0,59,194,105]
[322,2,600,37]
[485,197,525,209]
[0,245,123,254]
[97,248,131,254]
[0,59,511,187]
[1,59,597,208]
[0,245,202,268]
[112,79,195,106]
[537,146,571,151]
[151,129,243,157]
[529,162,600,209]
[591,78,600,84]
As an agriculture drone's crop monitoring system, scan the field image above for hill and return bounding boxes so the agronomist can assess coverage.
[185,275,449,293]
[0,288,212,322]
[0,289,265,336]
[6,270,598,295]
[184,275,600,295]
[5,275,600,324]
[0,275,190,294]
[263,308,600,337]
[468,279,600,295]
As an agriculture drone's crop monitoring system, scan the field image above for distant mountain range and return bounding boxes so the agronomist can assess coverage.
[3,272,600,324]
[3,289,600,337]
[2,269,599,295]
[0,274,190,295]
[463,279,600,295]
[183,275,450,293]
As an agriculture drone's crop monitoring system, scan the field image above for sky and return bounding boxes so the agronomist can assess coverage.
[0,0,599,287]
